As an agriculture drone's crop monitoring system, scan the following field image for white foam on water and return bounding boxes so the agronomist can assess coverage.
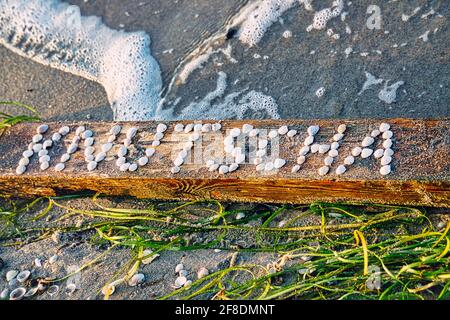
[0,0,162,121]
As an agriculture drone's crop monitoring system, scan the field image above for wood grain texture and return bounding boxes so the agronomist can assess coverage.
[0,119,449,207]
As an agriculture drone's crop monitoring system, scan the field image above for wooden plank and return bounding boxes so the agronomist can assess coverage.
[0,119,449,207]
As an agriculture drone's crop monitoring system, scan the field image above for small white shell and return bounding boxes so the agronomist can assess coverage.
[297,156,306,165]
[258,139,268,149]
[65,283,77,295]
[39,149,48,156]
[328,149,338,158]
[331,142,339,150]
[380,165,391,176]
[371,129,381,137]
[138,156,149,166]
[235,153,245,164]
[123,138,132,147]
[102,143,113,153]
[333,133,344,142]
[256,149,266,157]
[189,132,200,141]
[229,163,239,172]
[175,276,187,288]
[75,126,85,135]
[230,128,241,137]
[116,157,126,167]
[37,124,49,134]
[307,125,319,136]
[351,147,362,157]
[9,287,26,300]
[24,287,39,297]
[178,149,188,159]
[197,267,209,279]
[67,143,78,154]
[381,155,392,166]
[32,134,43,143]
[43,140,52,149]
[287,129,297,137]
[179,270,188,278]
[60,153,71,162]
[6,270,18,281]
[291,165,301,173]
[126,127,138,139]
[109,125,122,135]
[82,130,93,139]
[87,161,97,171]
[171,166,181,174]
[242,124,253,134]
[224,135,234,146]
[253,158,262,166]
[379,123,390,132]
[1,288,9,299]
[49,254,58,264]
[361,137,375,147]
[154,132,164,141]
[47,285,59,296]
[310,143,320,153]
[268,130,278,139]
[219,165,229,174]
[382,130,393,139]
[337,124,346,134]
[120,163,130,171]
[265,162,274,171]
[174,156,184,167]
[324,156,334,166]
[318,166,329,176]
[278,126,288,135]
[128,163,138,172]
[19,158,29,166]
[107,135,117,143]
[211,123,221,131]
[16,165,26,175]
[249,128,260,137]
[184,123,194,133]
[304,135,314,146]
[84,146,95,157]
[299,146,310,156]
[59,126,70,135]
[174,123,184,132]
[145,148,155,157]
[384,148,394,157]
[273,158,286,169]
[32,144,43,152]
[117,146,128,157]
[175,264,184,273]
[201,123,212,133]
[184,280,192,288]
[85,155,94,161]
[141,249,159,265]
[95,152,106,162]
[40,161,50,171]
[128,273,145,287]
[193,123,203,132]
[23,150,33,158]
[54,163,65,172]
[256,163,265,171]
[209,164,219,171]
[16,270,31,283]
[206,160,215,166]
[157,123,167,133]
[335,165,346,175]
[374,149,384,159]
[318,144,330,154]
[39,155,50,163]
[361,148,373,158]
[383,139,393,149]
[344,155,354,165]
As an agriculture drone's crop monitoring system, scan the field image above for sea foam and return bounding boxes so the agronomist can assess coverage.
[0,0,162,121]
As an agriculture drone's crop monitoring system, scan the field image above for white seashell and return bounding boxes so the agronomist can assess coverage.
[189,132,200,142]
[337,124,347,134]
[72,136,81,144]
[268,130,278,139]
[197,267,209,279]
[19,158,29,166]
[380,165,391,176]
[219,165,229,174]
[333,133,344,141]
[32,144,43,152]
[209,164,219,171]
[184,123,194,133]
[47,285,59,297]
[95,152,106,162]
[171,166,181,174]
[336,165,346,175]
[128,273,145,287]
[9,287,26,300]
[299,146,310,156]
[157,123,167,133]
[141,249,159,265]
[256,163,265,171]
[16,165,26,175]
[374,149,384,159]
[201,123,212,132]
[371,129,381,137]
[37,124,49,134]
[258,139,268,149]
[229,163,239,172]
[236,212,246,220]
[212,123,222,131]
[242,124,253,134]
[292,165,301,173]
[65,283,77,295]
[23,150,33,158]
[278,126,288,135]
[382,130,393,139]
[256,149,266,157]
[102,143,113,153]
[174,123,184,132]
[126,127,138,139]
[43,140,52,149]
[264,162,274,171]
[224,135,234,146]
[318,166,330,176]
[383,139,393,149]
[297,156,306,165]
[123,138,132,147]
[184,280,192,288]
[287,129,297,137]
[352,147,362,157]
[344,155,355,165]
[116,157,126,167]
[235,153,245,164]
[361,148,373,158]
[128,163,138,172]
[85,155,94,161]
[40,161,50,171]
[32,134,43,143]
[231,147,242,157]
[117,146,128,157]
[39,149,48,157]
[328,149,338,158]
[59,152,70,162]
[138,156,149,166]
[39,155,50,163]
[178,269,188,277]
[75,126,85,135]
[324,156,334,166]
[28,143,33,150]
[55,163,65,172]
[310,144,320,153]
[59,126,70,135]
[145,148,155,157]
[273,158,286,169]
[101,284,116,296]
[49,254,58,264]
[16,270,31,283]
[175,276,187,288]
[82,130,93,139]
[331,142,339,150]
[249,128,260,137]
[384,148,394,157]
[304,135,314,146]
[87,161,97,171]
[193,123,203,132]
[107,135,117,143]
[120,163,130,171]
[1,288,9,299]
[361,137,375,147]
[307,125,320,136]
[67,143,78,154]
[109,125,121,135]
[24,287,39,297]
[154,132,164,141]
[174,156,184,167]
[379,123,390,132]
[230,128,241,137]
[318,144,330,154]
[52,132,62,142]
[6,270,19,281]
[381,156,392,166]
[34,258,42,268]
[206,160,215,166]
[175,264,184,273]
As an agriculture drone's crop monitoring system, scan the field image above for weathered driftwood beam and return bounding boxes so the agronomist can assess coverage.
[0,119,448,207]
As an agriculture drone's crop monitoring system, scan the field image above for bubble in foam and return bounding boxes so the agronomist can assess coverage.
[0,0,162,121]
